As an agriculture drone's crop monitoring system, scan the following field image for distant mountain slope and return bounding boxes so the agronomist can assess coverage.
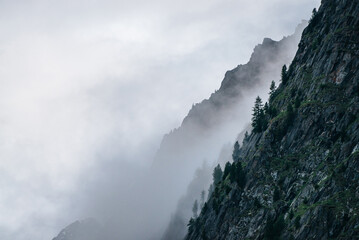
[52,219,104,240]
[186,0,359,239]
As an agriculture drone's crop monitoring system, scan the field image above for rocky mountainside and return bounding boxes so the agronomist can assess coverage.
[51,19,307,240]
[160,24,307,240]
[51,26,307,240]
[186,0,359,239]
[155,22,306,168]
[154,26,306,239]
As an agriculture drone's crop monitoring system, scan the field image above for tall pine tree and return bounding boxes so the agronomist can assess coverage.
[212,164,223,185]
[281,65,288,85]
[269,80,276,97]
[252,96,266,133]
[232,141,240,161]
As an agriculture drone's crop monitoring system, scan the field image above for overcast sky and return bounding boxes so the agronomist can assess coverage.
[0,0,320,239]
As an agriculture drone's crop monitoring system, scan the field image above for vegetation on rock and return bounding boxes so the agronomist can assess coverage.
[186,1,359,239]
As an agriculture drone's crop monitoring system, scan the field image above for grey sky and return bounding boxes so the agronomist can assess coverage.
[0,0,320,239]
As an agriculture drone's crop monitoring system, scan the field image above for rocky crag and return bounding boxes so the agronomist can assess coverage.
[186,0,359,239]
[160,24,307,240]
[155,22,306,169]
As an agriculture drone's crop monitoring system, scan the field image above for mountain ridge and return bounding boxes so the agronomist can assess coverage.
[156,21,306,167]
[52,20,309,240]
[160,22,307,240]
[51,15,313,240]
[186,0,359,239]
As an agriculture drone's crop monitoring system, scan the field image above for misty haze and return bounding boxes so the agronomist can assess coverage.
[0,0,341,240]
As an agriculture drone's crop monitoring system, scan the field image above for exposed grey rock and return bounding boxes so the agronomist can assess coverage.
[186,0,359,239]
[161,21,307,240]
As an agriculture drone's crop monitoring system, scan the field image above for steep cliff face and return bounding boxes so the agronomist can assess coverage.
[186,0,359,239]
[155,24,305,167]
[160,25,307,240]
[153,26,306,229]
[182,31,303,130]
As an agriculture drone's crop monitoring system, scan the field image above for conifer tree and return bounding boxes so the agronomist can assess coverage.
[252,96,263,132]
[232,141,240,161]
[264,102,269,115]
[269,80,276,97]
[232,161,246,188]
[281,65,288,85]
[223,162,232,180]
[212,164,223,185]
[252,96,267,133]
[312,8,317,18]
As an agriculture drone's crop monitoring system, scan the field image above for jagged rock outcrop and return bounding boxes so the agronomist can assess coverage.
[186,0,359,239]
[155,22,306,167]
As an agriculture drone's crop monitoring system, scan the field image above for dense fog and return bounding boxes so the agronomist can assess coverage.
[0,0,319,239]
